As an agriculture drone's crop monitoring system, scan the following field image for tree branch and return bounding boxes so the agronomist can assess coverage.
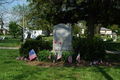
[0,0,15,5]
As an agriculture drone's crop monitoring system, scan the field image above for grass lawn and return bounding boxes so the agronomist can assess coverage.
[42,36,53,41]
[103,41,120,51]
[103,35,120,51]
[0,37,23,47]
[0,49,120,80]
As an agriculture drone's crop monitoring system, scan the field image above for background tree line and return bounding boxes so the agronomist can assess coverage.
[9,0,120,38]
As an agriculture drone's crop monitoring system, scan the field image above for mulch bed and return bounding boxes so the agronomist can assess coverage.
[26,59,120,68]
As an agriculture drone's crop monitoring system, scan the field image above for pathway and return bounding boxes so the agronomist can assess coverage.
[106,50,120,54]
[0,47,20,49]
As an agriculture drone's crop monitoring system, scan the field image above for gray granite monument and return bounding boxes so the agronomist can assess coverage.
[53,23,72,51]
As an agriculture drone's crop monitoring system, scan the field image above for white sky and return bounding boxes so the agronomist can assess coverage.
[0,0,28,23]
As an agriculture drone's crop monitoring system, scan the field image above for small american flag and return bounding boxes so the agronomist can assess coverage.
[83,60,86,64]
[100,59,103,63]
[57,51,62,60]
[24,58,28,61]
[29,49,37,61]
[21,56,24,60]
[16,57,21,60]
[48,52,51,59]
[76,53,80,62]
[68,54,72,63]
[90,62,92,66]
[93,60,96,65]
[106,62,109,65]
[96,60,98,64]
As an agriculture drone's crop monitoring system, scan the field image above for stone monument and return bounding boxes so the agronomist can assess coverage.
[53,23,72,51]
[112,32,117,41]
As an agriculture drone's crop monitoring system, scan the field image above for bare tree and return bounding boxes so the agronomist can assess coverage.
[0,0,15,5]
[0,0,22,23]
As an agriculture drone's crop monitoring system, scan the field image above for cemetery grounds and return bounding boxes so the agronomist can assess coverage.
[0,36,120,80]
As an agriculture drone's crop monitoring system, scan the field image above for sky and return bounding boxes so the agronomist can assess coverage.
[0,0,28,23]
[8,0,27,7]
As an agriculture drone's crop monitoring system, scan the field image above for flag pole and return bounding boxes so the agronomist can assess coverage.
[23,0,25,43]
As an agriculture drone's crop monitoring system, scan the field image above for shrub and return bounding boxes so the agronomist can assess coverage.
[73,38,106,61]
[61,51,76,62]
[36,50,77,62]
[0,33,3,35]
[37,50,52,61]
[5,37,9,40]
[19,39,52,57]
[36,35,42,40]
[94,34,101,39]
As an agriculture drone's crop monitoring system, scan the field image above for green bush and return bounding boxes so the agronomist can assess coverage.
[61,51,76,62]
[5,37,9,40]
[94,34,101,39]
[0,33,3,35]
[73,38,106,61]
[36,35,42,40]
[19,39,52,57]
[37,50,52,61]
[37,50,76,62]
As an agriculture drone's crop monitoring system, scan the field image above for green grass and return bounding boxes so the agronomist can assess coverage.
[0,34,12,37]
[0,36,52,47]
[42,36,53,41]
[0,49,120,80]
[100,35,120,51]
[103,41,120,51]
[0,37,23,47]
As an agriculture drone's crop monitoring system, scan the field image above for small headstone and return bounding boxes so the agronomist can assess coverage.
[112,32,117,41]
[77,34,79,37]
[53,23,72,51]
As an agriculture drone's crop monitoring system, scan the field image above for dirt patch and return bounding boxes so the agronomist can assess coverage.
[26,59,120,68]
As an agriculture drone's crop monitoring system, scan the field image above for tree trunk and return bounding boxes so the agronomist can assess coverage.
[46,24,50,37]
[87,13,94,38]
[21,28,24,42]
[14,33,16,38]
[95,24,100,34]
[46,28,50,37]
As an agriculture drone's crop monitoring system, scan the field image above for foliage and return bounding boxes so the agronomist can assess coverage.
[101,35,113,41]
[37,50,52,61]
[11,4,30,27]
[73,24,82,35]
[27,0,120,38]
[0,33,3,35]
[94,34,101,39]
[36,35,42,40]
[19,39,52,57]
[107,24,119,32]
[61,51,75,62]
[73,38,106,61]
[27,0,56,36]
[37,50,76,62]
[9,21,21,38]
[46,1,119,38]
[106,35,113,41]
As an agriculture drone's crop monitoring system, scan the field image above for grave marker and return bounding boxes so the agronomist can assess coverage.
[53,23,72,51]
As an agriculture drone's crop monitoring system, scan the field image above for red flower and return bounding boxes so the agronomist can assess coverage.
[59,42,61,44]
[55,41,57,44]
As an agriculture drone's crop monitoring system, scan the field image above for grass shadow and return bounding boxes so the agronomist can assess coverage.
[97,67,113,80]
[104,41,120,51]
